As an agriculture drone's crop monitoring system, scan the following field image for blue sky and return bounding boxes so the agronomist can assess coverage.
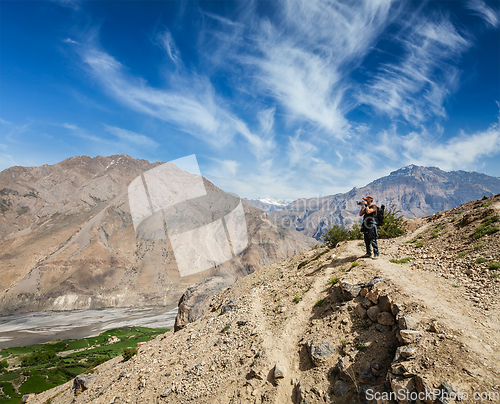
[0,0,499,200]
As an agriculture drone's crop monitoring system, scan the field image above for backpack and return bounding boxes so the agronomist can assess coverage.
[377,204,385,226]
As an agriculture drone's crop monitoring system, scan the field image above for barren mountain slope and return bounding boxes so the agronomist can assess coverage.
[266,165,500,240]
[0,155,315,315]
[31,194,500,404]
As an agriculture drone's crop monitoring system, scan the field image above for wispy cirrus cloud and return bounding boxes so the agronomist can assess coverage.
[467,0,500,28]
[82,47,273,159]
[240,0,398,138]
[104,125,159,149]
[360,15,471,124]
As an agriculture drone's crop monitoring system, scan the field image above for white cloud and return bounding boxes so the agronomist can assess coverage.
[104,125,159,148]
[241,0,397,138]
[467,0,500,28]
[63,38,79,44]
[158,30,181,65]
[82,48,272,158]
[360,15,471,124]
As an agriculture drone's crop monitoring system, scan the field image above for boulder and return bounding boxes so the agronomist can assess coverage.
[366,288,380,304]
[367,306,381,322]
[340,281,362,300]
[174,277,230,332]
[367,277,387,287]
[397,314,417,330]
[73,374,94,396]
[360,297,373,309]
[355,304,368,319]
[389,374,416,404]
[377,312,395,326]
[307,340,336,366]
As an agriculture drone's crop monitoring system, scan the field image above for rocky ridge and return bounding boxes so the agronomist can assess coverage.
[263,165,500,240]
[28,194,500,403]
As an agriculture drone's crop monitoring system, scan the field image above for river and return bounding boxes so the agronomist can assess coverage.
[0,306,178,349]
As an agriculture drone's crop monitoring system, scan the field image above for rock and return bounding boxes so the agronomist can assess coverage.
[436,382,457,404]
[359,367,376,383]
[323,392,330,402]
[340,281,362,300]
[360,297,373,309]
[274,363,285,379]
[220,303,238,314]
[335,357,353,381]
[174,277,230,332]
[389,374,416,404]
[415,376,435,404]
[366,288,380,304]
[428,320,439,333]
[248,369,264,380]
[355,304,368,319]
[360,288,369,297]
[20,394,35,403]
[367,277,387,287]
[73,374,94,396]
[397,314,417,330]
[391,302,402,316]
[399,330,422,344]
[367,306,381,322]
[400,347,417,358]
[308,340,336,366]
[465,269,474,275]
[333,380,349,397]
[237,320,248,326]
[378,295,392,312]
[377,312,395,326]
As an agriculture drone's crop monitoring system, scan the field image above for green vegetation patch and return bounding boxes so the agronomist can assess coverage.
[314,299,324,308]
[329,275,341,285]
[389,257,415,264]
[457,252,468,258]
[415,241,424,248]
[0,326,168,399]
[476,257,487,264]
[489,262,500,270]
[472,215,500,240]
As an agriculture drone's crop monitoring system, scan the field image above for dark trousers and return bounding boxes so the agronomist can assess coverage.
[364,230,379,256]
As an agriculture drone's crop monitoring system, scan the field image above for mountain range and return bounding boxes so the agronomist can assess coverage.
[247,165,500,239]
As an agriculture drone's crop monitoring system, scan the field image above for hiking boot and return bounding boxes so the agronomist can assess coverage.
[361,253,372,258]
[372,254,379,260]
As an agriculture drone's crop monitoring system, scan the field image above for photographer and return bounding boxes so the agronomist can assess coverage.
[359,195,379,259]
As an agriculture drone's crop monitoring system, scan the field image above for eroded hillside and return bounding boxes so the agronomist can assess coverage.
[28,194,500,404]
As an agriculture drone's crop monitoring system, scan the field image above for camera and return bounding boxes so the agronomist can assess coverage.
[356,201,365,206]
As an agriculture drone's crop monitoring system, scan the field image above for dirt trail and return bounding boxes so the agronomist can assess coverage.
[249,258,335,403]
[343,238,500,373]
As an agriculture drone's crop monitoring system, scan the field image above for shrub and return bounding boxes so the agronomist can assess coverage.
[0,359,8,372]
[415,241,424,248]
[489,262,500,270]
[351,262,359,268]
[457,252,467,258]
[492,273,499,279]
[329,275,341,285]
[294,294,301,303]
[122,347,137,362]
[315,299,324,307]
[378,205,407,239]
[321,225,350,248]
[474,243,485,249]
[476,257,487,264]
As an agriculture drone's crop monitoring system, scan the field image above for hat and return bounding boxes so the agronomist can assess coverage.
[363,195,373,201]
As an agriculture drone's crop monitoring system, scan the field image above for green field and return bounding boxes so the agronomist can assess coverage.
[0,326,169,402]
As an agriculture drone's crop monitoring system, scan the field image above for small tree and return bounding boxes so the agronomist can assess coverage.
[378,204,407,239]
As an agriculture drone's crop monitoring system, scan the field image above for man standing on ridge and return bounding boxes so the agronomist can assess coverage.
[359,195,379,259]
